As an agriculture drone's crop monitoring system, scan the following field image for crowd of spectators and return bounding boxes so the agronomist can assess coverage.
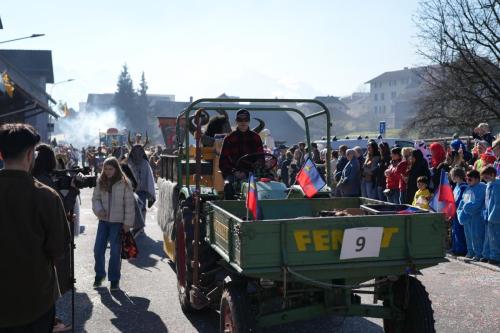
[275,123,500,265]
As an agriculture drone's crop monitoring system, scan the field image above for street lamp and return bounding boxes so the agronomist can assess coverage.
[50,78,75,95]
[0,33,45,44]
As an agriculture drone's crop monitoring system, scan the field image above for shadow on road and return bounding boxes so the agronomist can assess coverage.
[128,234,166,271]
[56,290,93,333]
[178,305,383,333]
[98,288,169,332]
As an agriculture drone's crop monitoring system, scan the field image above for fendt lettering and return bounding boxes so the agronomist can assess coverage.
[294,227,399,252]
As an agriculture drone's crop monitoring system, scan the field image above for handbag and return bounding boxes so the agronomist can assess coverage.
[121,230,139,259]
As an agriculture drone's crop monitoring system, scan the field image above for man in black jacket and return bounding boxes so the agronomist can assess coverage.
[0,123,70,332]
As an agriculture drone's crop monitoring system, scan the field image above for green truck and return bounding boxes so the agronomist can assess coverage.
[157,98,446,333]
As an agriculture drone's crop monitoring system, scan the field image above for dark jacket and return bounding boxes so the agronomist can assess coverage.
[338,158,361,196]
[335,155,348,182]
[219,129,264,178]
[0,170,71,327]
[406,162,431,204]
[34,172,75,295]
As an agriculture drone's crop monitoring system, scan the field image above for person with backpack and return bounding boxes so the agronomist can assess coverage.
[92,157,135,291]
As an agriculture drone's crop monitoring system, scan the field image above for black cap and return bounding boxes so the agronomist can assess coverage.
[236,109,250,121]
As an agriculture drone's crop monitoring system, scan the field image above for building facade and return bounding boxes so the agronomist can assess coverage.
[366,67,425,129]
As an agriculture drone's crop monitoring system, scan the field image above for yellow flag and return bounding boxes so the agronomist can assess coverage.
[2,72,15,98]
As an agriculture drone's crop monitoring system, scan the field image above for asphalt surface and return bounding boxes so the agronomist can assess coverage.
[57,188,500,333]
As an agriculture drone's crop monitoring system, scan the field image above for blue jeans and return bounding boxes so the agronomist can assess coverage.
[361,180,376,199]
[385,189,400,204]
[399,191,406,205]
[483,223,490,260]
[471,219,486,258]
[463,221,475,257]
[451,218,467,255]
[94,220,122,282]
[487,223,500,261]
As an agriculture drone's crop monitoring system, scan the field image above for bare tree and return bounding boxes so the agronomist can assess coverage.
[407,0,500,137]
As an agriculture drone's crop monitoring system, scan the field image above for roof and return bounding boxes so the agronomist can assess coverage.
[0,49,54,83]
[0,52,57,118]
[365,66,426,84]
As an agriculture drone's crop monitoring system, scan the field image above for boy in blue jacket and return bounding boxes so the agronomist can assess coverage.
[481,166,500,265]
[457,170,486,260]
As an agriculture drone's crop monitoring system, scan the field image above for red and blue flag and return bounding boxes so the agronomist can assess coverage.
[296,159,326,198]
[246,173,262,220]
[429,170,456,220]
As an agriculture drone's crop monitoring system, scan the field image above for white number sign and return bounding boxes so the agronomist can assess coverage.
[339,227,384,260]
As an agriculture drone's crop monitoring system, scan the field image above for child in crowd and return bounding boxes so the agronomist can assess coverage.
[481,166,500,265]
[449,167,468,255]
[412,176,432,209]
[457,170,487,260]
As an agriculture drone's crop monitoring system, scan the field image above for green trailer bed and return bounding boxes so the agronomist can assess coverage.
[206,198,446,281]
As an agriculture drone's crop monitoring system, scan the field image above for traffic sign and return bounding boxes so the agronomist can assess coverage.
[379,121,386,135]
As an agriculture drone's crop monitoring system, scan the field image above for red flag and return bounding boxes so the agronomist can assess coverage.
[437,170,456,220]
[246,173,262,220]
[296,159,326,198]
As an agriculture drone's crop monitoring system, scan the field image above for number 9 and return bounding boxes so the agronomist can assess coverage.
[356,236,366,252]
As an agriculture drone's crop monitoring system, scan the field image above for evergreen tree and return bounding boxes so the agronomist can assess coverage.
[136,71,150,133]
[114,64,137,129]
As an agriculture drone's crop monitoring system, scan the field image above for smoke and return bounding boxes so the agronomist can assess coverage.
[54,108,125,148]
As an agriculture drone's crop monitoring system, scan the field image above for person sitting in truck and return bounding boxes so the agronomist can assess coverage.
[219,109,264,199]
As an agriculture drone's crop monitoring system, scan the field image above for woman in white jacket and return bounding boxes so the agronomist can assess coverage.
[92,157,135,291]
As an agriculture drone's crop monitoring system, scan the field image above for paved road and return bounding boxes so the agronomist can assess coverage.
[58,188,500,333]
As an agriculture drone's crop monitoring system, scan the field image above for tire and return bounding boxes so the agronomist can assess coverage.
[220,285,255,333]
[176,200,218,313]
[383,276,435,333]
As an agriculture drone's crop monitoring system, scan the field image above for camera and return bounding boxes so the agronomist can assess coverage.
[52,166,97,190]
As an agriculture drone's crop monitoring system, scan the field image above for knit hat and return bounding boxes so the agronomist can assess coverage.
[481,147,496,165]
[450,139,465,151]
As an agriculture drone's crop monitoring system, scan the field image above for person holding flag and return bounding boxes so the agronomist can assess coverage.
[295,158,326,198]
[457,170,487,261]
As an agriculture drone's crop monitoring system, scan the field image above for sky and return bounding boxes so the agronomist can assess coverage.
[1,0,424,109]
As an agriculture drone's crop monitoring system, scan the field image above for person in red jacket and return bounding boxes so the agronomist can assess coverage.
[397,147,414,204]
[384,147,402,204]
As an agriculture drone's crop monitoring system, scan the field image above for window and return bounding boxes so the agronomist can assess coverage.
[374,93,378,101]
[381,93,384,101]
[391,91,397,99]
[374,106,378,114]
[383,105,386,113]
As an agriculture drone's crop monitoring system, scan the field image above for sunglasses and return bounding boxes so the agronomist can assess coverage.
[236,118,250,122]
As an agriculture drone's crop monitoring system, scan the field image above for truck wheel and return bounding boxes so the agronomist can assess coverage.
[220,286,254,333]
[175,207,193,313]
[383,276,435,333]
[176,203,218,313]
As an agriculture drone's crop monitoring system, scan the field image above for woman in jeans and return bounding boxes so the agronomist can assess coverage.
[92,157,135,291]
[361,141,380,199]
